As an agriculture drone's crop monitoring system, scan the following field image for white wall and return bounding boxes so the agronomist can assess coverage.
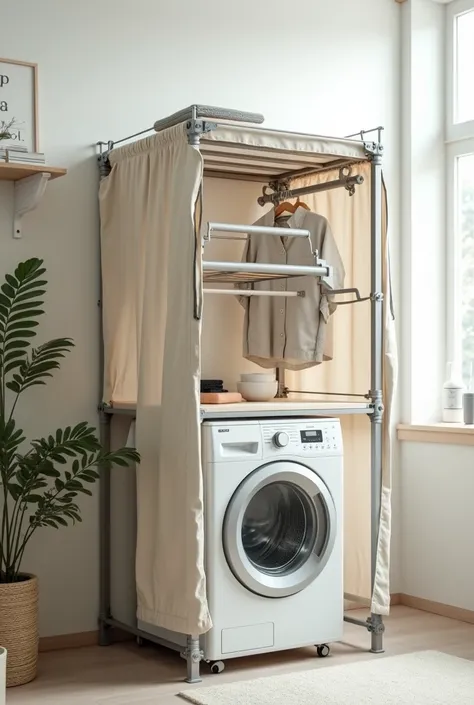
[0,0,401,636]
[399,0,474,612]
[400,441,474,610]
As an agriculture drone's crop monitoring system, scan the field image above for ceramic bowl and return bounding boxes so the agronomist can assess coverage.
[240,372,276,383]
[237,381,278,402]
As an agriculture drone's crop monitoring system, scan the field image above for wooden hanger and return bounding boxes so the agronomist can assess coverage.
[294,197,311,212]
[275,197,311,218]
[274,201,296,218]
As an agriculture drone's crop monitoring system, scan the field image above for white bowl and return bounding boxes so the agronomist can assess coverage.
[237,381,278,402]
[240,372,276,383]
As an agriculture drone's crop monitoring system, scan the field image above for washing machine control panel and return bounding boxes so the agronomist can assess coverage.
[262,419,342,457]
[273,431,290,448]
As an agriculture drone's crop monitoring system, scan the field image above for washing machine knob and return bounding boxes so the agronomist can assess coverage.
[273,431,290,448]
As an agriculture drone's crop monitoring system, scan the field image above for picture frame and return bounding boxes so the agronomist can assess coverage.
[0,57,39,153]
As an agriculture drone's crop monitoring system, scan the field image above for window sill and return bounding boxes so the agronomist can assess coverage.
[397,423,474,446]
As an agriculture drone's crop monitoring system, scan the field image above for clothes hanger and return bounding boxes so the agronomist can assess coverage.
[275,197,311,218]
[274,200,296,218]
[294,197,311,212]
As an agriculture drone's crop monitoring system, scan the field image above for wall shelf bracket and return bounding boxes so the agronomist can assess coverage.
[13,172,51,238]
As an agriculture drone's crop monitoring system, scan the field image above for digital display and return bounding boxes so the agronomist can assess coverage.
[300,430,323,443]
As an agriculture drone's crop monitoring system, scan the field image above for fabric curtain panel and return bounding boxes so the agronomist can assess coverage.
[284,163,397,614]
[99,124,212,635]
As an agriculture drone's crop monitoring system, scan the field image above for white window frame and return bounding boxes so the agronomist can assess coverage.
[446,0,474,143]
[446,0,474,370]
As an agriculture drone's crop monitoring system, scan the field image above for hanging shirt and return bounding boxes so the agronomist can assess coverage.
[238,207,345,370]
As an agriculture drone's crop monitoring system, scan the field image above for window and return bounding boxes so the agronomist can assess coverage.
[447,0,474,386]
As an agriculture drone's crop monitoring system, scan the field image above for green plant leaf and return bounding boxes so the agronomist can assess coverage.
[7,483,23,500]
[43,520,59,529]
[1,283,15,298]
[40,466,60,478]
[76,487,93,496]
[67,480,83,490]
[5,274,18,288]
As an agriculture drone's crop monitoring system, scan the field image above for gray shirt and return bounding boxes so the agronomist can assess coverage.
[238,207,345,370]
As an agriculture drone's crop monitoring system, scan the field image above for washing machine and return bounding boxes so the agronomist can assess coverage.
[138,417,343,666]
[201,417,343,662]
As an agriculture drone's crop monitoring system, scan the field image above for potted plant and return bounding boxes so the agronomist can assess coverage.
[0,258,139,687]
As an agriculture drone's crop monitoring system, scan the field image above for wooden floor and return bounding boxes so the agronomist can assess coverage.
[7,607,474,704]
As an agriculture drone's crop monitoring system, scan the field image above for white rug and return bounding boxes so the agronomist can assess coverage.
[179,651,474,704]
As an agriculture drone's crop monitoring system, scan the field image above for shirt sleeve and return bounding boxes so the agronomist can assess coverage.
[319,218,345,320]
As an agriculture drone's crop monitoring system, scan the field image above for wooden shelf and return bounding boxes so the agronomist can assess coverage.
[0,162,67,181]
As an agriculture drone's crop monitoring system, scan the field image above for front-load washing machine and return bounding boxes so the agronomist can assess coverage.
[139,417,343,668]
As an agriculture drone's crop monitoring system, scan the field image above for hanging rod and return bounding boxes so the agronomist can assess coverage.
[345,126,384,145]
[203,261,329,278]
[258,171,364,207]
[205,222,311,241]
[204,289,305,298]
[97,127,155,152]
[285,389,371,400]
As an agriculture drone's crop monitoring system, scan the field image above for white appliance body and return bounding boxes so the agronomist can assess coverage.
[139,417,343,662]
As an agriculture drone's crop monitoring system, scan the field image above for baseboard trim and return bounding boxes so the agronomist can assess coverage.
[39,626,132,652]
[39,593,473,653]
[399,594,474,624]
[39,631,98,652]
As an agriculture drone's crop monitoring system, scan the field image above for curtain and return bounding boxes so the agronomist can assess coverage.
[99,124,212,635]
[285,163,397,613]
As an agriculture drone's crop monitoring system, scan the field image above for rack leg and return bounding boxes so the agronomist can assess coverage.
[368,613,385,654]
[368,146,385,657]
[183,635,203,684]
[99,410,112,646]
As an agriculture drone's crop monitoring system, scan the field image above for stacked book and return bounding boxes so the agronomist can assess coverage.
[0,144,27,161]
[0,145,46,165]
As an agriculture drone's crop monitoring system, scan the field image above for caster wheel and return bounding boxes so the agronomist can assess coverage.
[136,636,144,647]
[316,644,330,658]
[210,661,225,674]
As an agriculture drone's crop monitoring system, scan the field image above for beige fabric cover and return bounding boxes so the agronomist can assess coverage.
[283,163,396,614]
[200,123,368,180]
[99,124,212,635]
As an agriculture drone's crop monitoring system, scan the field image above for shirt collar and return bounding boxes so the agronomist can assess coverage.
[286,206,308,229]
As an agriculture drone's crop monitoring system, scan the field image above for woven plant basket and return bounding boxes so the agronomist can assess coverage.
[0,574,38,687]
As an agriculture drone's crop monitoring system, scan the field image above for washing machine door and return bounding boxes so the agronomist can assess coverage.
[223,461,337,598]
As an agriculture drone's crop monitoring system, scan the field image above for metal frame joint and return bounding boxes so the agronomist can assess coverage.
[369,389,384,423]
[186,119,217,146]
[366,614,385,635]
[364,141,384,161]
[182,635,203,684]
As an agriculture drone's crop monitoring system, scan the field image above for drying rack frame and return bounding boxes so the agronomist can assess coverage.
[96,105,386,684]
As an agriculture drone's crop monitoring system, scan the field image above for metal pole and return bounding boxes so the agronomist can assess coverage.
[99,410,112,646]
[203,261,329,278]
[207,222,311,239]
[257,175,364,206]
[369,147,385,654]
[204,288,304,298]
[184,635,203,684]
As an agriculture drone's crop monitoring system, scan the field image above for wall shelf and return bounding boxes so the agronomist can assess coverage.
[0,162,67,237]
[0,162,67,181]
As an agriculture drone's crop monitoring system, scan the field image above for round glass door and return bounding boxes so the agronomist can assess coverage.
[223,461,337,598]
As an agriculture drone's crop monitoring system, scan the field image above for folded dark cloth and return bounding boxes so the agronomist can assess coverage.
[201,379,225,393]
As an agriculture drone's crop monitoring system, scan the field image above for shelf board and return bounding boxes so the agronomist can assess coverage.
[103,399,373,419]
[0,162,67,181]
